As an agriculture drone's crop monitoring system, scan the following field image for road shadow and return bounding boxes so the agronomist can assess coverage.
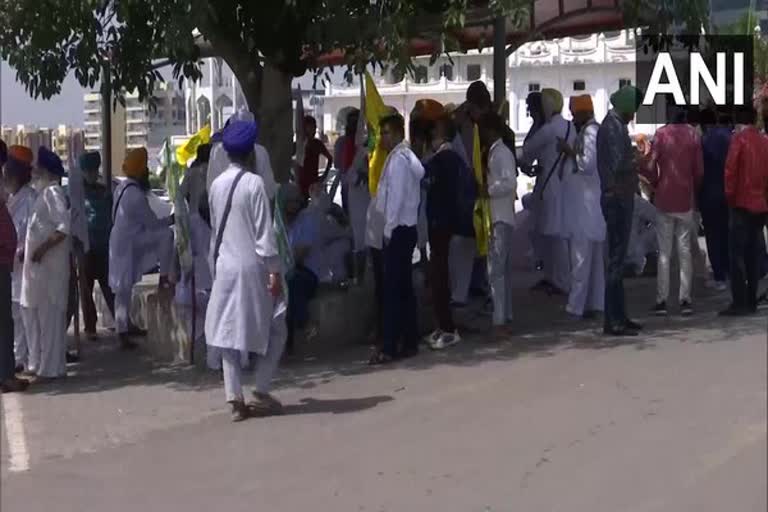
[25,269,767,397]
[282,395,394,416]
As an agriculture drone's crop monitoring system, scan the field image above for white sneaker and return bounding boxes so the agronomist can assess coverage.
[423,330,442,345]
[431,331,461,350]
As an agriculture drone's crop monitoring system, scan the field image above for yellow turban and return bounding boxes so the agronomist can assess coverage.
[569,95,594,114]
[541,88,564,119]
[412,99,445,122]
[122,148,148,179]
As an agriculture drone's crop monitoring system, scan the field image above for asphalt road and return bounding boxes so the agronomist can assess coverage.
[1,275,766,512]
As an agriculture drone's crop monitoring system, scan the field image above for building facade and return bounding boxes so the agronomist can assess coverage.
[322,30,661,142]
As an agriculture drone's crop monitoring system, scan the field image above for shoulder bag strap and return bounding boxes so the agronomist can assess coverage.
[112,183,140,223]
[213,170,247,266]
[538,121,572,199]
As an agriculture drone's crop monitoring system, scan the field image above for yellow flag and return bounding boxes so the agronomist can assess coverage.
[472,123,491,256]
[364,71,390,197]
[176,124,212,167]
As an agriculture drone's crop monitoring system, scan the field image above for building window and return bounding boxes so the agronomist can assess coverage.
[528,83,541,93]
[573,80,586,91]
[619,78,632,89]
[604,30,621,39]
[439,64,454,81]
[466,64,482,81]
[414,65,428,84]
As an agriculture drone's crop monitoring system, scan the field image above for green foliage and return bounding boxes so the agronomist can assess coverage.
[0,0,533,106]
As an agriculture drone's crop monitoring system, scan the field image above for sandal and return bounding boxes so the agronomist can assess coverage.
[368,350,395,366]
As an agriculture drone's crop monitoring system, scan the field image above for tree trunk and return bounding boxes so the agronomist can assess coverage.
[258,63,294,184]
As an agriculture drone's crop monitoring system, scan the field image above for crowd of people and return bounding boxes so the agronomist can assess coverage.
[1,80,767,423]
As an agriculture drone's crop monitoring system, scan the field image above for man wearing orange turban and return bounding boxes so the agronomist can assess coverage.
[561,94,606,319]
[3,145,37,375]
[109,147,174,349]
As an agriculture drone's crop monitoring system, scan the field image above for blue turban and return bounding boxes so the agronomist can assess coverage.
[223,120,258,156]
[79,151,101,172]
[38,147,65,177]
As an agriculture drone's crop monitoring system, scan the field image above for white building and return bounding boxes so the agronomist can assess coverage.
[323,30,660,142]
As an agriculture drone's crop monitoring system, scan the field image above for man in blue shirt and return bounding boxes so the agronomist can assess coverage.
[699,109,732,290]
[79,152,116,337]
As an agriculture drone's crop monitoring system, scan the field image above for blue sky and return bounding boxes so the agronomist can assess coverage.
[1,61,86,127]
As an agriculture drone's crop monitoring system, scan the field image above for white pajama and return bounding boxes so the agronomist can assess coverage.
[656,210,693,303]
[543,235,571,293]
[221,311,287,401]
[114,285,133,335]
[22,302,67,378]
[488,223,515,326]
[566,239,605,316]
[449,235,476,304]
[12,302,28,368]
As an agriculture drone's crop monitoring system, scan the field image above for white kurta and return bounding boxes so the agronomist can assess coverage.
[109,179,174,293]
[7,185,37,303]
[521,114,576,237]
[205,165,285,356]
[20,183,71,310]
[334,136,371,252]
[207,142,276,201]
[20,182,71,378]
[564,121,606,316]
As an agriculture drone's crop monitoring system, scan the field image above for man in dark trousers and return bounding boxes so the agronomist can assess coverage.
[720,107,768,316]
[596,86,644,336]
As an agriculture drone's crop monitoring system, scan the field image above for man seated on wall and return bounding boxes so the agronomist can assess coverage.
[283,183,352,354]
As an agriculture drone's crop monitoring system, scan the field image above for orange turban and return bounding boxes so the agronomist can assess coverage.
[122,148,148,179]
[412,99,444,122]
[569,95,594,114]
[9,145,33,165]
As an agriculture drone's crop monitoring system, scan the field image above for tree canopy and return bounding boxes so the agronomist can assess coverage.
[0,0,525,105]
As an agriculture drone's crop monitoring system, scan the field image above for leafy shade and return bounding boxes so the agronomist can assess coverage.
[0,0,524,105]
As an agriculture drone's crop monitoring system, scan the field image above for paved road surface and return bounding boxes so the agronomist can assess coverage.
[1,275,766,512]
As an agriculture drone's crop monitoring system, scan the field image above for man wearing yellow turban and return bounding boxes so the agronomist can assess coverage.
[109,147,175,349]
[521,87,575,296]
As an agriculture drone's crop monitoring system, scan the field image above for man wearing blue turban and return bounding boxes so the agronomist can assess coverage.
[205,120,287,422]
[19,147,71,381]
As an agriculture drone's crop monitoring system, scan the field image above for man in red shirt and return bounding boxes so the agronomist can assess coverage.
[297,116,333,199]
[0,140,28,392]
[720,107,768,316]
[641,108,703,316]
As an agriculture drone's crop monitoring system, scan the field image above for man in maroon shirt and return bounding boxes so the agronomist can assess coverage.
[0,140,28,392]
[641,108,703,316]
[297,116,333,199]
[720,107,768,316]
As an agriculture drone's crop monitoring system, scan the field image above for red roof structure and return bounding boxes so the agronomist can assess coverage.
[316,0,633,67]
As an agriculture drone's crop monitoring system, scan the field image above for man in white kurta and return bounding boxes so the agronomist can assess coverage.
[207,110,277,201]
[561,96,606,317]
[482,113,518,330]
[206,120,286,422]
[109,148,174,349]
[522,88,575,295]
[20,148,71,380]
[3,148,37,370]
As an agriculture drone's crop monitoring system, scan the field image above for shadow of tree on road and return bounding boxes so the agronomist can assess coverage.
[27,271,766,397]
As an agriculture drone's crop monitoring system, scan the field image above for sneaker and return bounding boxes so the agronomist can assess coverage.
[652,302,668,316]
[431,331,461,350]
[680,301,693,316]
[624,319,644,331]
[423,330,442,346]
